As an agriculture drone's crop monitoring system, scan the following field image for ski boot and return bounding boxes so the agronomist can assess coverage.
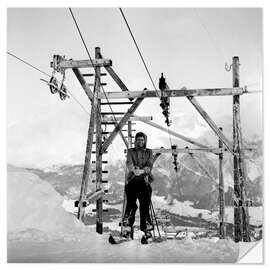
[121,219,134,239]
[141,230,152,244]
[146,221,154,232]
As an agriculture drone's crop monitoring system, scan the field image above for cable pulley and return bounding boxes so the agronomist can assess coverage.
[49,76,58,94]
[43,54,70,100]
[59,83,67,100]
[159,73,171,126]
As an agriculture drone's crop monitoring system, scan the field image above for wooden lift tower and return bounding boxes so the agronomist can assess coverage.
[50,48,250,242]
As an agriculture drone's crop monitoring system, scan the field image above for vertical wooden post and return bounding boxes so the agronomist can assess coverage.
[120,120,133,234]
[95,47,103,234]
[127,120,133,148]
[218,127,225,239]
[233,56,242,242]
[233,58,250,242]
[77,70,98,221]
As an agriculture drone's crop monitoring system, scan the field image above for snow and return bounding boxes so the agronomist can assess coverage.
[211,206,263,226]
[7,166,239,263]
[152,196,212,218]
[7,165,92,242]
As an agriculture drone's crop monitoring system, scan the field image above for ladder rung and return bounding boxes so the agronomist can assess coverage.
[88,82,107,87]
[92,209,109,212]
[92,180,109,183]
[101,122,117,125]
[121,129,136,132]
[92,161,108,164]
[92,170,108,173]
[94,131,110,134]
[101,102,134,105]
[92,151,108,154]
[82,73,106,77]
[82,73,94,77]
[101,112,125,115]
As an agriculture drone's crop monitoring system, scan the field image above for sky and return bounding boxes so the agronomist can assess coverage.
[6,7,263,168]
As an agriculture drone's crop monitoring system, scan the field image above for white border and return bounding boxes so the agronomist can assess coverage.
[1,0,269,269]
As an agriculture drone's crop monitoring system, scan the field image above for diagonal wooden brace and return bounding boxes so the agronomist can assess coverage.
[118,127,129,148]
[99,52,133,101]
[72,68,93,101]
[187,96,234,154]
[134,114,210,149]
[101,90,146,154]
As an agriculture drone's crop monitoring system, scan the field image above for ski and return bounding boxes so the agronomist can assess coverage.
[108,233,132,245]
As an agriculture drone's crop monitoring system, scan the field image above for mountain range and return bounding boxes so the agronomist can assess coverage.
[26,137,262,211]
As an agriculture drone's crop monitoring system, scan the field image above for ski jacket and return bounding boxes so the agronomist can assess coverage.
[126,132,154,183]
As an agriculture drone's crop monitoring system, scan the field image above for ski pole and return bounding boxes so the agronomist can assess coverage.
[149,201,156,238]
[150,199,161,238]
[146,180,161,239]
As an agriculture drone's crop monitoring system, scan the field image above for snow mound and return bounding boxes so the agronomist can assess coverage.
[7,165,97,242]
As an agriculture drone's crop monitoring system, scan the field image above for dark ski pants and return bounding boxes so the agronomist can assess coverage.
[124,176,152,231]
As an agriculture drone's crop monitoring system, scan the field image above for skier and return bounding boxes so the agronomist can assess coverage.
[123,132,154,239]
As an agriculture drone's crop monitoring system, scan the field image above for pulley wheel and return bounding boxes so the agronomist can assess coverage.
[59,83,67,100]
[49,77,58,94]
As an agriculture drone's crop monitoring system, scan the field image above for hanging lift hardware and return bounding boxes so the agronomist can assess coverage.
[171,144,178,172]
[41,55,70,100]
[159,73,171,126]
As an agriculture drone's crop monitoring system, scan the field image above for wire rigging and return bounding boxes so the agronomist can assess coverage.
[7,51,51,77]
[118,8,183,179]
[193,9,225,61]
[119,8,159,97]
[69,8,128,147]
[7,51,90,115]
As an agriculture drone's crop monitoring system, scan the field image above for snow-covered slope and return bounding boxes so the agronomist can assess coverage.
[7,165,239,263]
[7,165,92,242]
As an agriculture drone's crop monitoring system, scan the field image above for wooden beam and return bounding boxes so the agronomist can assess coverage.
[99,52,133,101]
[72,68,93,101]
[118,128,129,149]
[101,90,146,154]
[95,47,103,234]
[232,56,250,242]
[218,127,225,239]
[134,115,210,149]
[233,56,243,242]
[98,87,245,99]
[77,84,97,222]
[127,120,133,148]
[51,58,112,70]
[102,115,152,122]
[187,96,234,154]
[152,147,222,154]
